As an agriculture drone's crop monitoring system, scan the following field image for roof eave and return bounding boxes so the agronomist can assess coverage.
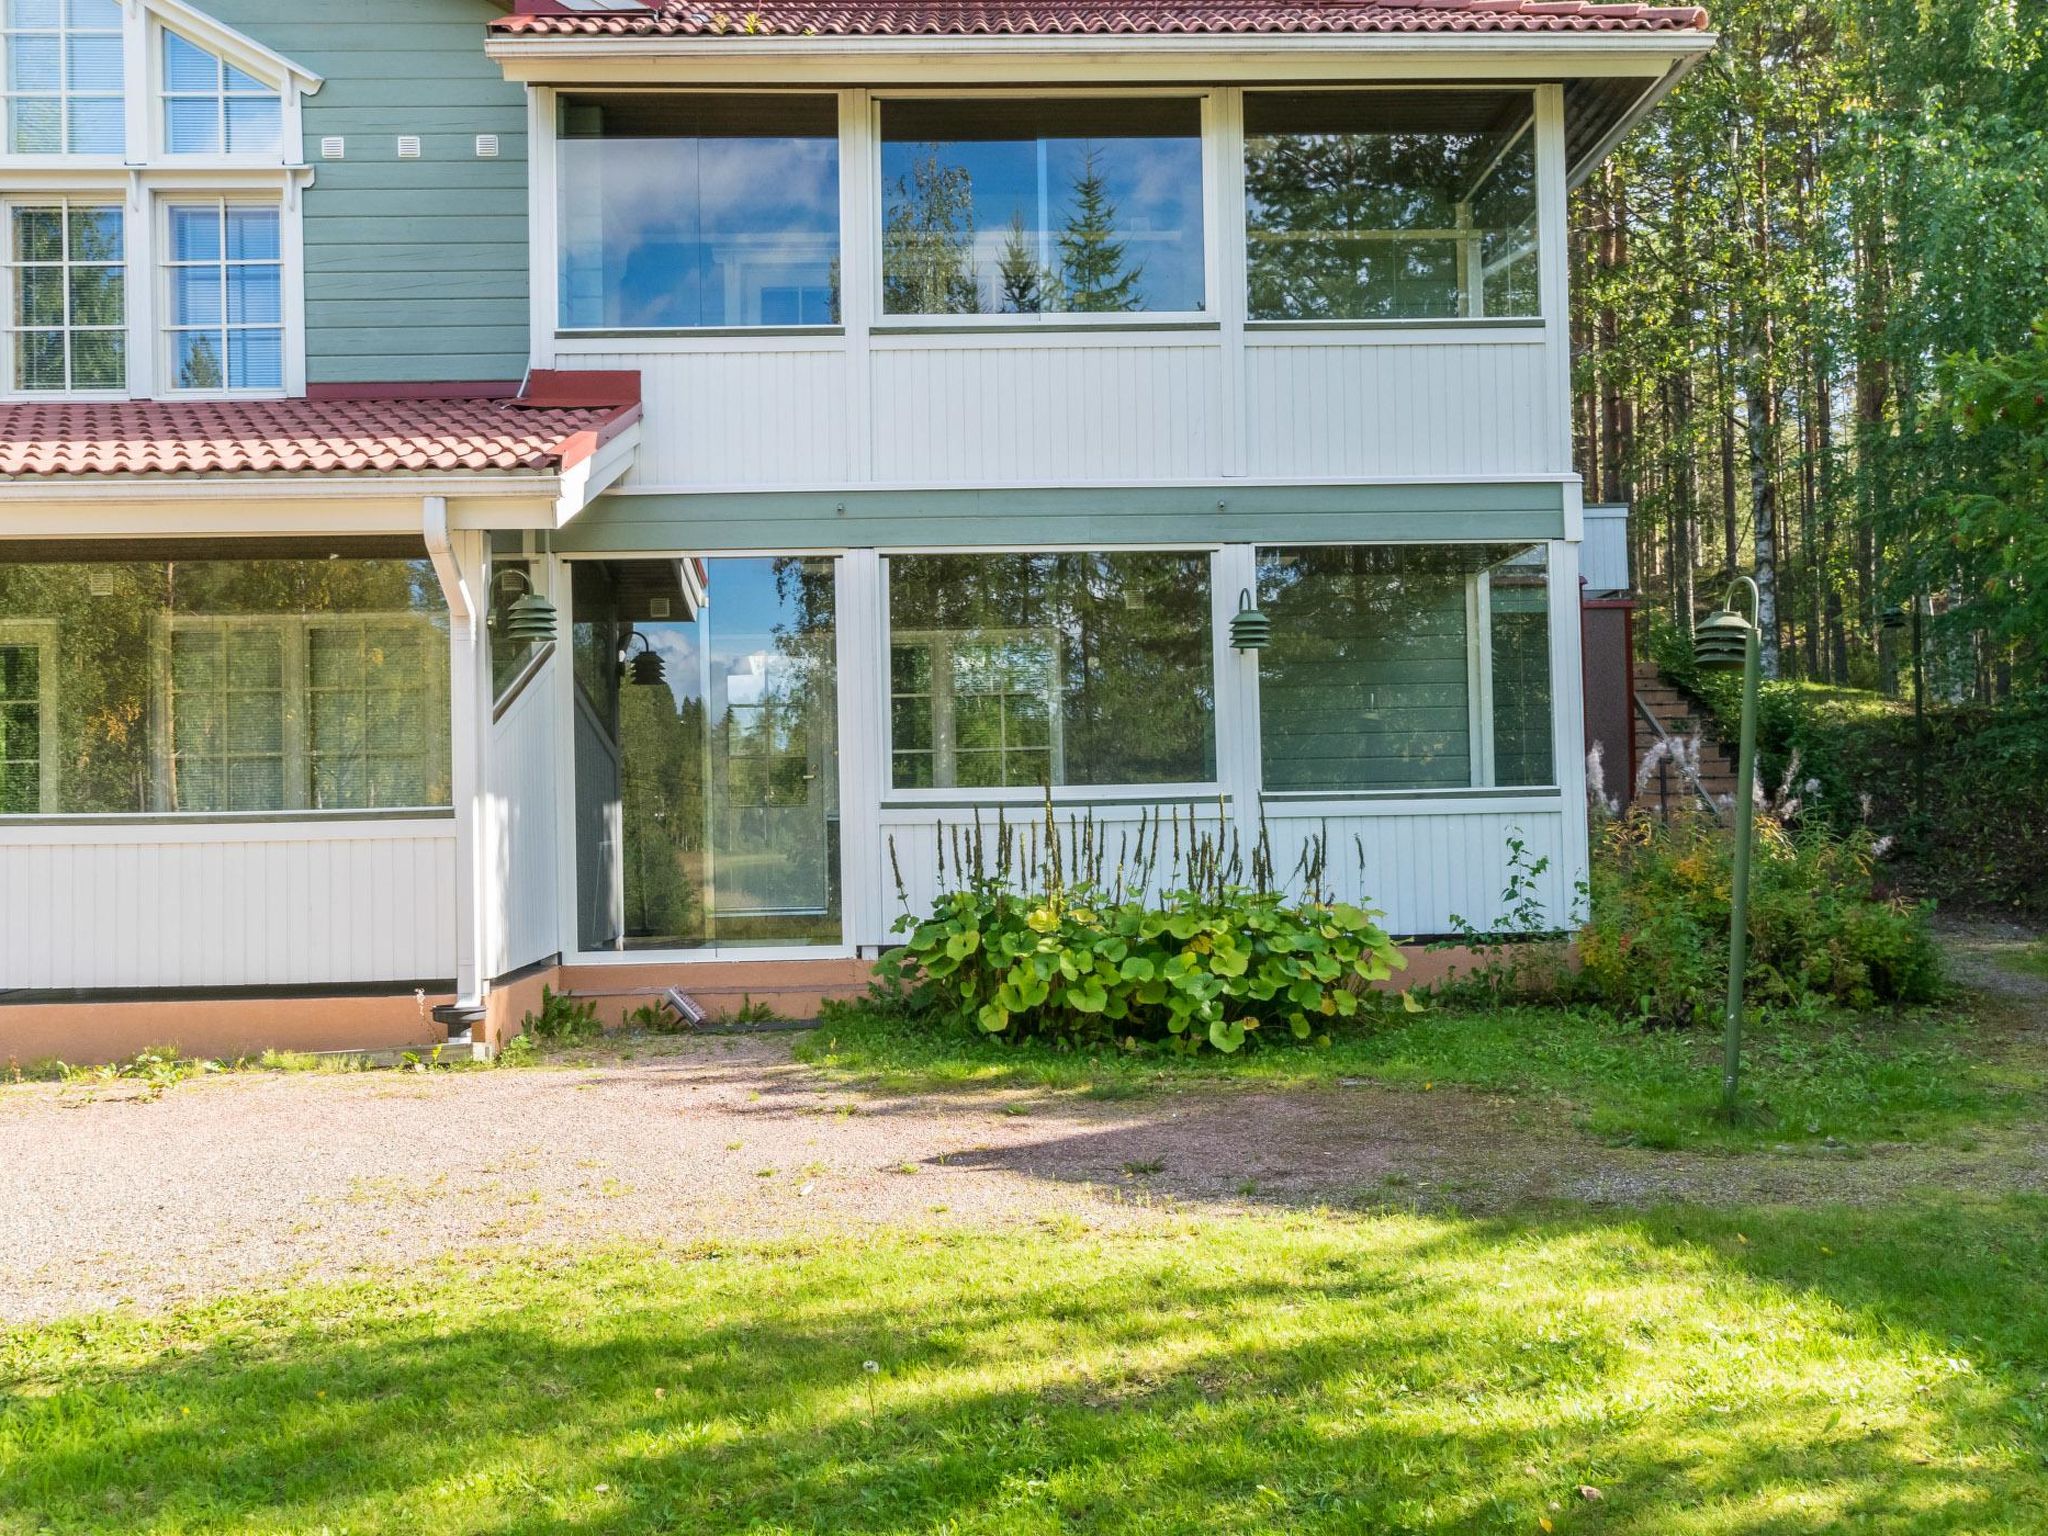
[488,28,1718,84]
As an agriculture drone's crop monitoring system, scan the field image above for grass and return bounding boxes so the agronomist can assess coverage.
[795,999,2032,1151]
[4,1204,2047,1533]
[2000,942,2048,981]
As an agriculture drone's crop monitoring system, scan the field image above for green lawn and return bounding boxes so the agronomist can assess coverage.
[795,1000,2030,1151]
[5,1204,2047,1534]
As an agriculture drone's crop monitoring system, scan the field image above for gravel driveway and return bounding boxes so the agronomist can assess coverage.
[4,1028,2044,1323]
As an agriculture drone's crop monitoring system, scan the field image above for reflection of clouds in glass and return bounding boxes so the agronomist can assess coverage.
[642,626,701,711]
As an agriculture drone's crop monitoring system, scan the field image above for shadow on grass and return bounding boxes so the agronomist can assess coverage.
[5,1200,2046,1534]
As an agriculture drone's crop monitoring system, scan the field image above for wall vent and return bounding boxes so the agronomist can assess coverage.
[319,136,344,160]
[396,135,422,160]
[474,133,500,159]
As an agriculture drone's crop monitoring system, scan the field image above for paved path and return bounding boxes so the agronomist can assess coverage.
[5,1024,2044,1324]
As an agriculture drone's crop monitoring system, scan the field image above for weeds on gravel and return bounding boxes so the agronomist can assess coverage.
[5,1203,2048,1534]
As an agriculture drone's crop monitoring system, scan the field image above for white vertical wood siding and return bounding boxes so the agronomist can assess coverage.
[865,798,1573,946]
[1582,504,1632,592]
[869,341,1226,484]
[484,661,561,978]
[565,334,1562,490]
[569,345,853,490]
[1242,338,1561,480]
[0,820,457,991]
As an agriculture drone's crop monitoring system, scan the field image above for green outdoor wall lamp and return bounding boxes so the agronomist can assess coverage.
[1693,576,1763,1117]
[619,631,667,687]
[493,568,559,646]
[1230,589,1272,652]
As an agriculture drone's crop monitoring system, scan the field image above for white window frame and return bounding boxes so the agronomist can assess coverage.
[549,86,846,339]
[0,1,312,397]
[156,192,288,397]
[878,545,1225,807]
[0,192,125,395]
[889,625,1066,793]
[155,20,286,162]
[0,0,126,163]
[1238,84,1549,334]
[869,88,1219,333]
[0,617,59,814]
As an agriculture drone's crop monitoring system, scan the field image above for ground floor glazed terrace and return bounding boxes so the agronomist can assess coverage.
[0,486,1590,1051]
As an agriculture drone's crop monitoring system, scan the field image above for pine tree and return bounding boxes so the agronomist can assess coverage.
[997,212,1056,314]
[1057,146,1144,313]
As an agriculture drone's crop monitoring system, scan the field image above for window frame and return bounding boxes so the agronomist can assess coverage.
[154,608,452,816]
[878,545,1226,807]
[550,86,848,339]
[0,616,59,814]
[1249,542,1559,798]
[155,192,288,398]
[0,193,126,396]
[869,88,1220,334]
[0,0,126,162]
[155,21,285,161]
[1238,84,1547,334]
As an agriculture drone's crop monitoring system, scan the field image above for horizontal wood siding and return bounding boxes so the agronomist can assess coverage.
[197,0,529,384]
[0,820,457,989]
[485,661,560,978]
[1243,338,1560,479]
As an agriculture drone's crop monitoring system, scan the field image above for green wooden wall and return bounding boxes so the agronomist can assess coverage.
[194,0,529,385]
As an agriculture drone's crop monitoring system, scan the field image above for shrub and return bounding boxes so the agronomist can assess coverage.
[890,880,1408,1054]
[1578,811,1943,1026]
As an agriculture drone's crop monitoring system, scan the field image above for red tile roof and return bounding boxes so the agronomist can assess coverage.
[0,379,641,481]
[495,0,1711,38]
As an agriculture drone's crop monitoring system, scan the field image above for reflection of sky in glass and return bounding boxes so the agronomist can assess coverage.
[560,137,839,328]
[881,134,1204,314]
[632,559,806,717]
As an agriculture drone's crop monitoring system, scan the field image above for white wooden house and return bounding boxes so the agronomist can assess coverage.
[0,0,1712,1060]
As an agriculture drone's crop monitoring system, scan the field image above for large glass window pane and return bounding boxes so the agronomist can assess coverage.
[1,0,122,154]
[558,93,840,331]
[885,552,1214,790]
[879,98,1205,317]
[571,557,840,952]
[5,200,123,393]
[163,201,283,392]
[0,554,452,815]
[161,30,281,157]
[1244,90,1539,322]
[1256,544,1553,792]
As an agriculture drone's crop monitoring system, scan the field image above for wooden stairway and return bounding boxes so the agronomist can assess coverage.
[1631,663,1741,811]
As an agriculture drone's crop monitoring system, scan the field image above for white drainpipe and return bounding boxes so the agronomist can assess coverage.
[424,495,487,1022]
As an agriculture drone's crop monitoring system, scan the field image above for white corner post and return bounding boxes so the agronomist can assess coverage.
[425,495,490,1010]
[1548,524,1592,928]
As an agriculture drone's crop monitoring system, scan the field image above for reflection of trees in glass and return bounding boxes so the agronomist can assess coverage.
[1245,117,1536,320]
[997,213,1054,315]
[0,558,449,814]
[887,553,1213,787]
[177,335,225,391]
[1058,147,1144,313]
[882,146,978,315]
[620,684,703,942]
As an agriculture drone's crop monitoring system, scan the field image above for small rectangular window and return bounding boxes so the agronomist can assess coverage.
[161,30,282,156]
[162,199,283,392]
[879,97,1206,318]
[557,93,840,331]
[4,199,123,392]
[1244,90,1539,323]
[1255,544,1553,792]
[0,0,124,155]
[885,551,1216,791]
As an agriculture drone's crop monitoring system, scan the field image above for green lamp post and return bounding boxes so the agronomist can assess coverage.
[1693,576,1763,1116]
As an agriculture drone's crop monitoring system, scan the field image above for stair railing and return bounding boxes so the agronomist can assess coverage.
[1632,690,1728,825]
